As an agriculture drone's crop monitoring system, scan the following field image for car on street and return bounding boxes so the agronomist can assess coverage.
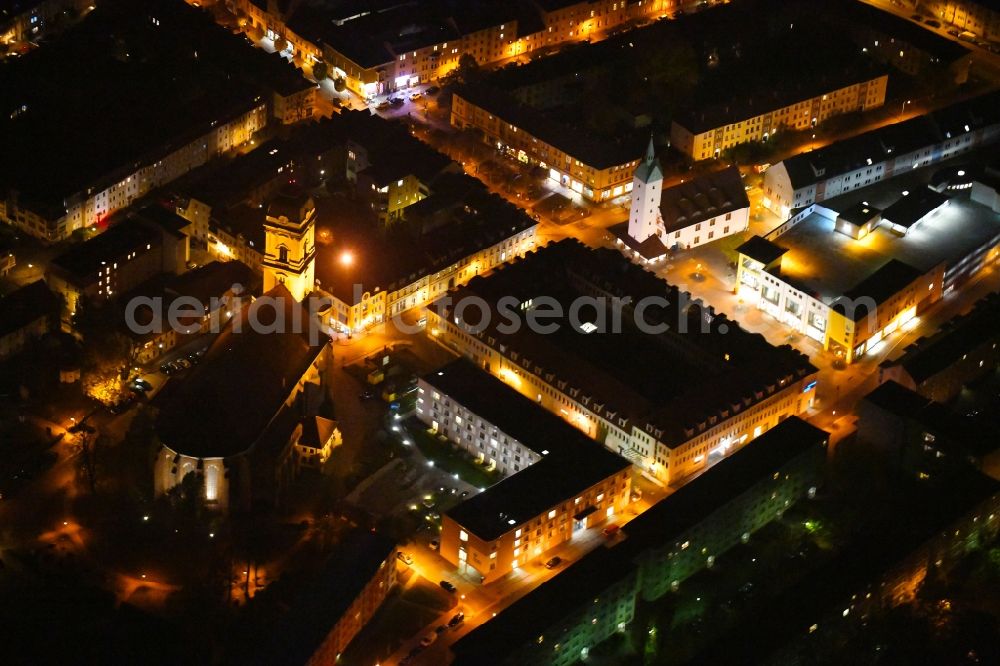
[421,497,435,508]
[910,13,922,20]
[359,389,374,400]
[924,18,941,28]
[947,28,961,37]
[602,524,620,538]
[410,92,422,100]
[439,580,456,593]
[397,551,414,565]
[544,556,562,569]
[420,632,437,646]
[425,85,440,95]
[160,363,175,375]
[448,612,465,628]
[130,378,153,393]
[375,100,390,110]
[429,539,440,550]
[175,358,192,369]
[390,97,405,107]
[434,624,447,634]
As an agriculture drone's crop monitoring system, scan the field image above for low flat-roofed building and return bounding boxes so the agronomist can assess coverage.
[450,416,827,666]
[880,188,951,234]
[763,90,1000,218]
[880,292,1000,403]
[419,359,632,583]
[426,239,817,485]
[971,158,1000,212]
[0,280,61,360]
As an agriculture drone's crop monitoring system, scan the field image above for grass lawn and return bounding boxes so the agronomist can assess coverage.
[404,419,500,489]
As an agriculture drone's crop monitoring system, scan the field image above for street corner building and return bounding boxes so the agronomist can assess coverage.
[152,283,336,511]
[424,239,819,487]
[417,358,633,584]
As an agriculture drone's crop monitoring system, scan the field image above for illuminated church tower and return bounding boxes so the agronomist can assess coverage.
[627,136,664,243]
[262,190,317,303]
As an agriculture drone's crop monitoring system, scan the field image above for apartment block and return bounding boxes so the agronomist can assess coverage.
[451,416,828,666]
[763,90,1000,219]
[425,239,817,485]
[418,359,632,583]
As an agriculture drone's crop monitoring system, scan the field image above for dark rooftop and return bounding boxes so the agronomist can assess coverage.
[154,283,327,459]
[736,235,788,266]
[609,221,671,260]
[0,280,60,340]
[834,258,927,320]
[445,439,630,541]
[454,83,646,170]
[451,546,636,666]
[660,167,750,233]
[420,358,594,458]
[623,416,828,553]
[779,90,1000,191]
[49,221,161,282]
[0,0,311,213]
[452,416,827,665]
[430,239,816,446]
[837,202,882,227]
[261,530,396,665]
[883,292,1000,384]
[880,188,951,229]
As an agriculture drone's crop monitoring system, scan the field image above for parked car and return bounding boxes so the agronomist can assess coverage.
[439,580,456,593]
[924,18,941,28]
[434,624,447,634]
[910,13,922,20]
[602,524,620,538]
[420,632,437,647]
[947,28,961,37]
[375,100,390,110]
[429,539,440,551]
[544,556,562,569]
[390,97,405,107]
[397,551,414,565]
[175,358,192,370]
[448,612,465,628]
[425,85,440,95]
[130,378,153,393]
[410,92,422,100]
[359,390,374,400]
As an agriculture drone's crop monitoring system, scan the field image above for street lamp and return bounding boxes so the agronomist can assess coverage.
[339,250,354,267]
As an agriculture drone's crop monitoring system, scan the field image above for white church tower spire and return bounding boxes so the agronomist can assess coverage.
[627,136,663,243]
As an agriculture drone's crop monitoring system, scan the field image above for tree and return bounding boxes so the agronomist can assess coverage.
[74,296,138,406]
[454,53,481,84]
[312,61,329,81]
[274,37,288,54]
[333,77,346,92]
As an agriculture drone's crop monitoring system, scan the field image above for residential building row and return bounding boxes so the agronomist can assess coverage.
[672,73,889,162]
[417,359,632,583]
[879,292,1000,403]
[858,380,1000,481]
[612,145,750,262]
[763,90,1000,219]
[46,205,191,316]
[450,416,828,666]
[234,0,702,99]
[425,239,818,485]
[0,0,315,242]
[920,0,1000,41]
